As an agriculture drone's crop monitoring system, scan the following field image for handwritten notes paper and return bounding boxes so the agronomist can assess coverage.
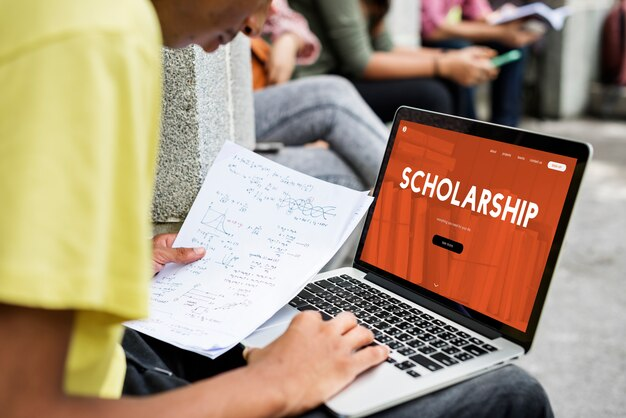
[126,142,373,358]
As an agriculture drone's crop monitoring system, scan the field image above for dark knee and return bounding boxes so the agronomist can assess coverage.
[491,366,554,418]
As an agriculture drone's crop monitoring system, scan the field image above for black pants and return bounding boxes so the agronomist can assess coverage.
[352,77,462,123]
[122,329,246,395]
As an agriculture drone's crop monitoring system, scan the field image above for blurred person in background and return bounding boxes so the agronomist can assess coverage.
[251,0,388,190]
[288,0,499,122]
[420,0,542,126]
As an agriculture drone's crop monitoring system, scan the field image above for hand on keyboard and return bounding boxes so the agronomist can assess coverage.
[243,311,389,416]
[289,275,500,379]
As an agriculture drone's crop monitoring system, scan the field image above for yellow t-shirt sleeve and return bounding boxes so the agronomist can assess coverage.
[0,0,162,399]
[0,29,161,318]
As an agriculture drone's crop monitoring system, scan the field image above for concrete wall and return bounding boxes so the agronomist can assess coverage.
[153,35,254,226]
[152,1,419,229]
[387,0,420,47]
[539,0,614,117]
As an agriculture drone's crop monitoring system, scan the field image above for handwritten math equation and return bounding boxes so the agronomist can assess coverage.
[152,153,345,324]
[130,142,372,356]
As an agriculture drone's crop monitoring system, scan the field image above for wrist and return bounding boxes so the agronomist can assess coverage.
[276,32,303,55]
[244,363,292,417]
[436,52,450,79]
[495,25,512,44]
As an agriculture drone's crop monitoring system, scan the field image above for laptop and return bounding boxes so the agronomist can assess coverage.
[244,106,591,417]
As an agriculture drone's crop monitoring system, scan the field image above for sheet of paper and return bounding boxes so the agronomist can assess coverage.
[487,3,571,30]
[126,141,373,358]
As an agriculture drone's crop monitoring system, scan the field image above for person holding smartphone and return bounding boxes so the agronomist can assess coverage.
[420,0,543,126]
[288,0,500,123]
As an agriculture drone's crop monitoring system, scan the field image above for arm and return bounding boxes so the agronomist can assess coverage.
[363,47,499,86]
[423,0,541,48]
[362,50,444,79]
[426,20,541,48]
[313,0,496,85]
[266,32,304,85]
[0,306,387,418]
[262,0,320,84]
[264,0,320,65]
[427,20,509,42]
[314,0,377,78]
[313,0,438,80]
[0,305,284,418]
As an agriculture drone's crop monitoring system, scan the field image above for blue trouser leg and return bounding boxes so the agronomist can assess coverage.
[422,39,476,119]
[487,42,527,126]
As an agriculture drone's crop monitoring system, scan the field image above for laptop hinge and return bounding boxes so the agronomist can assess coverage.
[363,272,502,340]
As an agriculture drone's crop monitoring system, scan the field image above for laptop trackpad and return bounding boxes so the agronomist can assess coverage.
[242,305,298,348]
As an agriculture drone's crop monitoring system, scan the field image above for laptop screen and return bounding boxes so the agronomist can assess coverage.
[357,114,579,335]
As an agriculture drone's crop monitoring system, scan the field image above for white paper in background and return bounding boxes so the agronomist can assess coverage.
[487,3,571,30]
[127,141,373,358]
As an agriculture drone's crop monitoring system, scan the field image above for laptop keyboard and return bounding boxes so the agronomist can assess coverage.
[289,274,499,379]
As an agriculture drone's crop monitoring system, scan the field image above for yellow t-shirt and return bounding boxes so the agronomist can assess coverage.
[0,0,162,398]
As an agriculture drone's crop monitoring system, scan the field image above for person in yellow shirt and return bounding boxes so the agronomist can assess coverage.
[0,0,389,416]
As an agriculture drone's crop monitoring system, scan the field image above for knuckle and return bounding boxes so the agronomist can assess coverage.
[365,346,386,363]
[362,326,375,341]
[291,311,307,325]
[335,354,353,373]
[338,311,357,324]
[297,310,321,323]
[321,322,337,337]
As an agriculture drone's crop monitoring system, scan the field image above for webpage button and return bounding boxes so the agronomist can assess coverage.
[432,235,464,254]
[548,161,566,172]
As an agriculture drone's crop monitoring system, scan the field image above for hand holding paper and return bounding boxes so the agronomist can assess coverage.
[127,142,373,358]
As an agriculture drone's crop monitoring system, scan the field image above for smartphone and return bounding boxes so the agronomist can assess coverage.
[254,142,284,154]
[491,49,522,67]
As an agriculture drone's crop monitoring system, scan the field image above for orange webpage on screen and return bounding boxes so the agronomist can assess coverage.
[361,121,576,332]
